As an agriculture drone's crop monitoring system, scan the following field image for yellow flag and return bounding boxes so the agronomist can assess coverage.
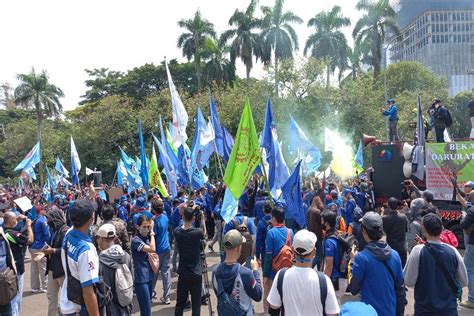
[149,145,168,197]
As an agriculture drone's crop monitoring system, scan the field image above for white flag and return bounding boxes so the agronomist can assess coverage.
[165,60,188,148]
[85,167,94,176]
[324,127,337,152]
[200,119,215,146]
[71,136,81,174]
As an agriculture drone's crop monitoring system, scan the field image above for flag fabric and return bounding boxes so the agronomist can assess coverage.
[220,188,239,223]
[324,127,338,152]
[165,127,178,156]
[46,165,56,192]
[260,97,274,153]
[71,136,81,186]
[138,118,148,192]
[165,60,188,148]
[271,136,290,192]
[152,134,178,197]
[55,157,70,178]
[222,126,234,161]
[289,116,314,155]
[210,97,224,157]
[119,147,142,190]
[14,142,41,172]
[223,98,261,199]
[191,107,215,176]
[304,147,322,175]
[412,96,425,180]
[355,140,364,172]
[86,167,94,176]
[179,144,208,189]
[22,167,37,180]
[281,160,305,227]
[149,145,169,197]
[116,160,127,186]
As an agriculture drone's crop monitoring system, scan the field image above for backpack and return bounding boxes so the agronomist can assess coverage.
[329,233,357,278]
[0,229,18,306]
[115,263,133,307]
[440,229,458,248]
[272,229,294,272]
[232,217,254,265]
[215,265,247,316]
[276,267,327,316]
[444,109,453,127]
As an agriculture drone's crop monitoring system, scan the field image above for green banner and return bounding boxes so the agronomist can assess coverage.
[425,141,474,200]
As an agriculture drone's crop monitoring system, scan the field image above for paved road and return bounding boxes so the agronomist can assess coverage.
[21,246,472,316]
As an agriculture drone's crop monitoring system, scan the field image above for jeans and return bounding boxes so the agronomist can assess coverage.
[465,244,474,302]
[152,251,171,300]
[389,120,399,142]
[175,276,202,316]
[11,273,23,316]
[47,274,64,316]
[0,303,12,316]
[30,248,48,290]
[172,238,179,271]
[135,281,153,316]
[435,127,445,142]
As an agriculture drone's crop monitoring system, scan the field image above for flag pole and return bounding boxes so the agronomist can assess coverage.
[259,150,274,206]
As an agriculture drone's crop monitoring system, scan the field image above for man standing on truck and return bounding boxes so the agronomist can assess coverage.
[382,99,399,142]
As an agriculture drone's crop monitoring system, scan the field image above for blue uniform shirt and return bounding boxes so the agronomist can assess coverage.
[342,199,357,225]
[31,215,50,249]
[324,235,344,280]
[383,104,398,121]
[154,214,170,254]
[264,225,293,279]
[131,235,154,283]
[256,215,272,261]
[117,205,128,222]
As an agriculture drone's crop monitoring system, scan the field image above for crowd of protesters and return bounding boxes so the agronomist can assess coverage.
[0,172,473,316]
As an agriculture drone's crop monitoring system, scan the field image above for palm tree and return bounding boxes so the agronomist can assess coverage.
[304,5,351,87]
[14,68,64,185]
[341,42,372,83]
[220,0,264,91]
[177,10,216,91]
[202,37,236,86]
[260,0,302,96]
[352,0,400,78]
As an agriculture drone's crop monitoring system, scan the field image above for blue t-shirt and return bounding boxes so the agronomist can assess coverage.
[131,235,153,283]
[224,213,256,235]
[351,247,403,316]
[31,215,51,249]
[154,214,170,254]
[171,207,182,229]
[324,235,344,279]
[265,225,293,279]
[256,215,272,261]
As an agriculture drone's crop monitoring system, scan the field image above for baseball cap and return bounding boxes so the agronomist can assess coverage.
[223,230,246,249]
[465,181,474,189]
[96,223,116,238]
[361,211,383,232]
[292,229,317,256]
[69,199,96,227]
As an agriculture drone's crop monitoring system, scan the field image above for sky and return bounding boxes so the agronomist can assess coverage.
[0,0,361,110]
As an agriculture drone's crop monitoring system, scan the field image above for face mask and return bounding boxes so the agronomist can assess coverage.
[139,227,150,237]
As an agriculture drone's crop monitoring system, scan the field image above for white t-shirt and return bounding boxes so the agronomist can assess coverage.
[267,267,340,316]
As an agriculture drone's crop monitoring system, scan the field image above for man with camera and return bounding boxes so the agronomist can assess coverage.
[174,207,205,316]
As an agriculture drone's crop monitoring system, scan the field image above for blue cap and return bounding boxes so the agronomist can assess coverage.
[387,99,395,103]
[466,181,474,189]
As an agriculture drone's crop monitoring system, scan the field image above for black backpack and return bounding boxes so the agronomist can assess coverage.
[232,217,254,265]
[445,109,453,127]
[329,233,357,278]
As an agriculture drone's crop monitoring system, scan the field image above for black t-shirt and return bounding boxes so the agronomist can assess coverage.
[174,226,204,278]
[382,211,408,253]
[4,228,30,275]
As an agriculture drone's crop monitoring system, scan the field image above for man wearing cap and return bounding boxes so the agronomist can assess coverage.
[405,214,468,313]
[267,229,339,315]
[349,211,406,316]
[382,99,399,141]
[30,203,50,293]
[429,98,448,142]
[97,223,133,315]
[59,198,100,316]
[212,230,263,315]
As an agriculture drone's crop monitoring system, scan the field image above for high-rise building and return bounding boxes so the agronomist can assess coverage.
[387,0,474,96]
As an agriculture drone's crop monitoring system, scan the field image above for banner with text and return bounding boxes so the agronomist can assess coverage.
[426,141,474,200]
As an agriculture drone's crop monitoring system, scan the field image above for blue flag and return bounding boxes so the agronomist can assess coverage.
[15,142,41,172]
[55,157,70,178]
[191,107,215,177]
[210,97,224,157]
[71,136,81,186]
[46,165,56,192]
[281,160,305,227]
[116,160,125,186]
[138,119,148,192]
[260,97,274,153]
[289,116,314,154]
[23,167,37,180]
[220,187,239,223]
[222,125,234,162]
[355,140,364,169]
[119,147,142,190]
[152,134,178,197]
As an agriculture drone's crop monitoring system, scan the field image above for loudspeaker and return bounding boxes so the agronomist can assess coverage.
[363,134,380,147]
[93,172,102,185]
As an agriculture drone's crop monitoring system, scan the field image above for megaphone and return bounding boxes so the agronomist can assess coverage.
[363,134,378,147]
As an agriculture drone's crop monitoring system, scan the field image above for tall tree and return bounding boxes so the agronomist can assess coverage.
[304,5,350,87]
[14,68,64,184]
[177,10,216,91]
[260,0,302,96]
[202,37,236,86]
[221,0,264,91]
[352,0,400,78]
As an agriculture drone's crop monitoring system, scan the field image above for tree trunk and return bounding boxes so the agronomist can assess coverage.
[326,64,330,88]
[246,65,251,94]
[274,51,279,97]
[36,102,44,187]
[196,54,202,91]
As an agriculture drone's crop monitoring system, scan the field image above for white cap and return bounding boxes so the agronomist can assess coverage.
[96,223,116,238]
[292,229,317,256]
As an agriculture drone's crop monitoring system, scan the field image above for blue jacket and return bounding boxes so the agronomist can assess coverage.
[342,198,357,225]
[31,215,50,249]
[256,215,272,261]
[383,105,398,121]
[117,205,128,222]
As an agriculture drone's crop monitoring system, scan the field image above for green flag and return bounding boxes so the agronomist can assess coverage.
[165,127,178,156]
[149,145,169,197]
[223,98,261,198]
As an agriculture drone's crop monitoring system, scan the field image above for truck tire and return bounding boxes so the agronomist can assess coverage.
[448,224,464,249]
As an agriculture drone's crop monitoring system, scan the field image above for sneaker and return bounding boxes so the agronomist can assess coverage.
[207,244,215,253]
[460,301,474,309]
[160,297,171,305]
[30,289,40,294]
[40,288,47,293]
[201,298,208,306]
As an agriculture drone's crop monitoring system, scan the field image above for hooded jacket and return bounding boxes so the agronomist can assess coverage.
[99,244,132,316]
[407,198,425,251]
[46,207,69,279]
